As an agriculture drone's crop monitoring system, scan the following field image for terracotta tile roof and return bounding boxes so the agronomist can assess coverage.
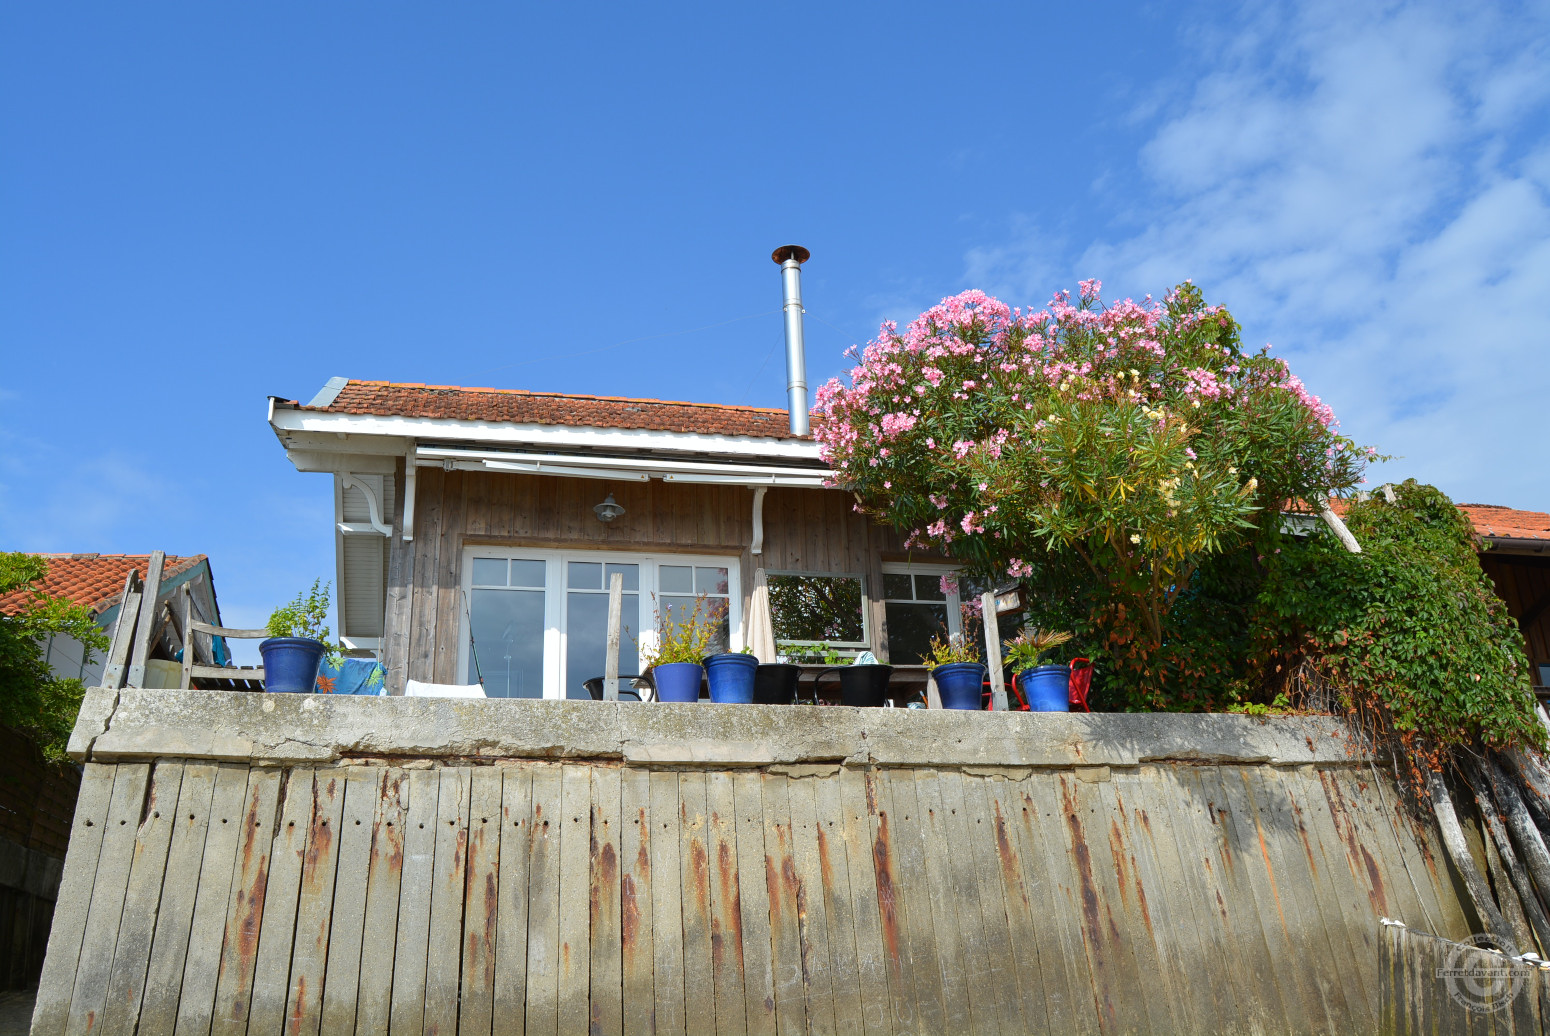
[0,554,205,618]
[296,380,812,439]
[1458,504,1550,543]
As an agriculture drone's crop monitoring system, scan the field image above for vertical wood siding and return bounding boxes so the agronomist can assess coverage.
[35,758,1472,1035]
[388,471,910,686]
[1480,555,1550,675]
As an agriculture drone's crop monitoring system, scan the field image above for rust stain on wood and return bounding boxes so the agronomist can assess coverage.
[621,874,640,951]
[871,809,902,970]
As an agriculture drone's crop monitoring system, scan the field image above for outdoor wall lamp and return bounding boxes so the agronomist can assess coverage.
[593,494,626,522]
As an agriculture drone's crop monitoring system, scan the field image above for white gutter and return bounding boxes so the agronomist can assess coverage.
[416,444,829,481]
[270,407,823,463]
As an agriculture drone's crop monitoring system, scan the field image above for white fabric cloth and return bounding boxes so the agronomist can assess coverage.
[746,567,778,663]
[404,679,487,698]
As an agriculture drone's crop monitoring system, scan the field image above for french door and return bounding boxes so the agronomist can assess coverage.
[461,548,740,699]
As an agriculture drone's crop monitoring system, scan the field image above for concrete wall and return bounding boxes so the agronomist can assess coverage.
[35,690,1474,1035]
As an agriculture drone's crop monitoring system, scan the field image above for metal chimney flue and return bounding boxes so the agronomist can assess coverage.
[772,244,811,436]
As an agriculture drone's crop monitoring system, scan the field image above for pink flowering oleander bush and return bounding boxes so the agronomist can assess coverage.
[815,281,1374,708]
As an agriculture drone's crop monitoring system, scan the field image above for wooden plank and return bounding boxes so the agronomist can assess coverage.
[423,767,472,1035]
[317,768,383,1036]
[619,768,655,1036]
[557,765,593,1036]
[879,768,946,1035]
[101,572,140,689]
[972,774,1039,1036]
[862,768,919,1036]
[523,764,562,1036]
[493,765,534,1036]
[31,762,116,1036]
[388,768,441,1035]
[63,762,150,1036]
[172,762,251,1036]
[590,766,624,1036]
[126,550,165,688]
[728,772,777,1036]
[786,774,838,1036]
[605,571,623,700]
[208,766,284,1035]
[461,766,505,1036]
[649,771,687,1036]
[99,763,184,1036]
[356,768,408,1036]
[244,767,314,1034]
[910,771,975,1036]
[1007,774,1098,1036]
[837,767,894,1036]
[980,592,1007,711]
[704,771,748,1036]
[432,471,466,683]
[959,773,1029,1036]
[282,768,348,1036]
[677,771,716,1036]
[806,775,868,1036]
[1184,766,1295,1029]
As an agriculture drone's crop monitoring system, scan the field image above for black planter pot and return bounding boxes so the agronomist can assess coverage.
[814,664,894,708]
[753,663,802,705]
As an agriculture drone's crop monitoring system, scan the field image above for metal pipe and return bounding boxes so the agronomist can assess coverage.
[772,245,811,436]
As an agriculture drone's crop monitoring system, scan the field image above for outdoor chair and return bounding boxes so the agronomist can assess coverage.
[404,679,487,698]
[583,674,656,702]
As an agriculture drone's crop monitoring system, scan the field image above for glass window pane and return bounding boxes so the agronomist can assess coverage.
[565,591,640,699]
[604,563,640,592]
[661,595,729,656]
[883,573,913,600]
[659,565,693,594]
[471,558,507,586]
[510,559,546,588]
[885,601,950,665]
[568,561,602,590]
[915,573,948,601]
[469,588,545,698]
[769,574,865,643]
[695,567,729,595]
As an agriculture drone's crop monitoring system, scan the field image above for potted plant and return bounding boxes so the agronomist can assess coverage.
[1005,628,1075,712]
[925,635,987,710]
[703,641,760,704]
[261,580,338,694]
[645,598,717,703]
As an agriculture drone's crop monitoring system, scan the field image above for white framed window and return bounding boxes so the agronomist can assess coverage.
[767,571,870,654]
[880,562,962,665]
[461,548,740,700]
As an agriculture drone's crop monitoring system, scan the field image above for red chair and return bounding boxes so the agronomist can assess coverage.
[982,672,1031,711]
[1068,658,1094,712]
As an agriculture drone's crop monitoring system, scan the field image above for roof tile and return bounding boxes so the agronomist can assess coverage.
[0,554,205,618]
[298,380,812,439]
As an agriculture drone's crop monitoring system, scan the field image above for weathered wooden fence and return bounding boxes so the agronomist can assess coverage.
[1379,921,1550,1034]
[33,690,1477,1035]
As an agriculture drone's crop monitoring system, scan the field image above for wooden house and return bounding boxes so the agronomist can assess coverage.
[1462,503,1550,692]
[269,380,967,697]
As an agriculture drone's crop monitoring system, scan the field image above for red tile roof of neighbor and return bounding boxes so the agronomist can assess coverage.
[296,380,812,439]
[1457,504,1550,542]
[0,554,205,618]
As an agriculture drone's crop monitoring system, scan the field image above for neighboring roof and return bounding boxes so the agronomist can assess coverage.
[1459,504,1550,544]
[0,554,205,618]
[286,380,810,440]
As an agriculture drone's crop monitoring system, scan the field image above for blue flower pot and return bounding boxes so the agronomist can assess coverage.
[704,653,758,703]
[259,637,327,694]
[933,662,988,710]
[653,662,704,703]
[1020,665,1071,712]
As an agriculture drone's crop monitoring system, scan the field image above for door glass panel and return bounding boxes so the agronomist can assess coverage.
[659,565,693,594]
[695,567,729,595]
[882,573,913,599]
[568,561,602,589]
[885,601,950,665]
[471,558,508,586]
[660,595,729,656]
[510,559,546,588]
[605,563,640,592]
[914,574,948,601]
[769,574,865,644]
[468,588,545,697]
[566,588,639,699]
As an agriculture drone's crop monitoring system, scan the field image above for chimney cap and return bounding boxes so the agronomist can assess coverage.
[771,244,811,265]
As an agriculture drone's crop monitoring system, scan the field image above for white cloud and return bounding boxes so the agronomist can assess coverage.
[969,0,1550,510]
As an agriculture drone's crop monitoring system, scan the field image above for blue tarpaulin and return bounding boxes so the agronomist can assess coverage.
[315,656,387,695]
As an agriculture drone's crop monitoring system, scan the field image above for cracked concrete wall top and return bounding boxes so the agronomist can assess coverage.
[70,687,1374,768]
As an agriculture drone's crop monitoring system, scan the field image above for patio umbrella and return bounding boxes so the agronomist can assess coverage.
[746,567,778,663]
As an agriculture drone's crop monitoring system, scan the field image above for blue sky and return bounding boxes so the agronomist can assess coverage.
[3,2,1548,648]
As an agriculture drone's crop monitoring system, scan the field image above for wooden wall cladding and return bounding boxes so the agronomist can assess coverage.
[1480,554,1550,671]
[34,757,1471,1035]
[386,470,907,687]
